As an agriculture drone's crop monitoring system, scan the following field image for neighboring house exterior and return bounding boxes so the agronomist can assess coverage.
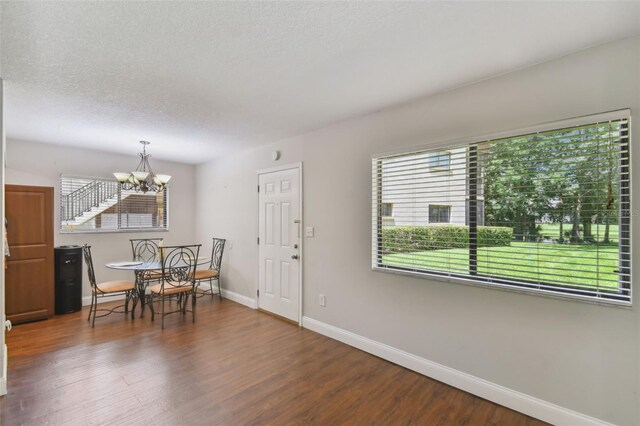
[381,147,485,227]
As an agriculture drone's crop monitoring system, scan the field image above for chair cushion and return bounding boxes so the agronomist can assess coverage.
[149,282,193,295]
[194,269,219,280]
[95,280,135,293]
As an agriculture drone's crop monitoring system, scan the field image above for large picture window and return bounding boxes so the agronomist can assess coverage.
[60,175,169,233]
[372,112,631,304]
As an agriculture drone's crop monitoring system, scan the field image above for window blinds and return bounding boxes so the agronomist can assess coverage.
[372,114,631,304]
[60,175,168,233]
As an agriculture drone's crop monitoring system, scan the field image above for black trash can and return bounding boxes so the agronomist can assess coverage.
[55,245,83,314]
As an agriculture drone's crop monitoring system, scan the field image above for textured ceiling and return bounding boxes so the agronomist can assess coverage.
[1,1,639,164]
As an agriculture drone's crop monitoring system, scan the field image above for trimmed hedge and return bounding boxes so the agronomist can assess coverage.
[382,225,512,254]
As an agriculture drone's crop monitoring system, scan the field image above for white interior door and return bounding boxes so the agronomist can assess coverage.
[258,166,300,322]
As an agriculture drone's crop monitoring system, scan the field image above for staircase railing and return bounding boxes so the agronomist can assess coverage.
[62,180,120,222]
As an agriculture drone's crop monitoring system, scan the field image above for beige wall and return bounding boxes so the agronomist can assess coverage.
[195,37,640,424]
[5,139,197,299]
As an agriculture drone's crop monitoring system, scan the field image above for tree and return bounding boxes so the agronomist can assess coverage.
[602,123,620,244]
[483,136,546,241]
[483,123,619,245]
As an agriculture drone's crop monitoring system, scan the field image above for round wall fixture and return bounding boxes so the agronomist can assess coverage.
[272,150,281,161]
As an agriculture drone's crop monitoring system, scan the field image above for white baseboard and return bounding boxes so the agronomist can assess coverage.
[221,289,257,309]
[81,288,258,310]
[302,317,611,426]
[1,343,7,396]
[196,283,257,309]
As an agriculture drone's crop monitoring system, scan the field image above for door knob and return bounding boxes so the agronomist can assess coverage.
[291,255,299,260]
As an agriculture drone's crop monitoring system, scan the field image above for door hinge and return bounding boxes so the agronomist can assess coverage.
[257,237,260,245]
[257,185,260,193]
[257,289,259,297]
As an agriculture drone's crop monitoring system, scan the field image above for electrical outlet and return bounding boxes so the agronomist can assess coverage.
[319,294,326,307]
[305,226,314,237]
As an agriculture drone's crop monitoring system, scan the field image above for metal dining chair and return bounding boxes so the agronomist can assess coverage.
[83,245,137,327]
[195,238,226,301]
[130,238,163,265]
[148,244,201,329]
[130,238,166,308]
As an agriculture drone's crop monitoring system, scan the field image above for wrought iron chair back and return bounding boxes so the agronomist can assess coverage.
[194,238,226,301]
[209,238,226,272]
[82,244,98,292]
[160,245,201,291]
[130,238,164,262]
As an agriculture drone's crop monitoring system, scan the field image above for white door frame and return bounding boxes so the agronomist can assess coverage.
[256,162,303,325]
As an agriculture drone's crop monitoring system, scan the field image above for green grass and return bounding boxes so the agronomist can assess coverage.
[538,223,619,242]
[383,242,620,290]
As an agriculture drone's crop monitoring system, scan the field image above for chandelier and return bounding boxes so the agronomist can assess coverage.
[113,141,171,193]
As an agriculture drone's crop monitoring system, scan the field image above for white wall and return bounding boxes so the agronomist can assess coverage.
[5,140,197,299]
[0,79,7,396]
[195,37,640,424]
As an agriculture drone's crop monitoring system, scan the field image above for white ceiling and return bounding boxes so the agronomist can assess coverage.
[1,1,639,164]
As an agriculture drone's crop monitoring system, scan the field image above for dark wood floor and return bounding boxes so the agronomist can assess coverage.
[1,298,545,425]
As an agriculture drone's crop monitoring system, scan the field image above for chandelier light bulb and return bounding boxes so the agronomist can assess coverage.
[113,172,131,183]
[132,171,150,182]
[155,174,172,184]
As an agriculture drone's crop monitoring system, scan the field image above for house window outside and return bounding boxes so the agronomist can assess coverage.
[373,112,631,305]
[429,151,450,170]
[380,203,395,226]
[60,175,169,233]
[429,205,450,223]
[381,203,394,217]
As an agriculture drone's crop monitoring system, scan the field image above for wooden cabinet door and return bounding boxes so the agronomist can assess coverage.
[5,185,54,324]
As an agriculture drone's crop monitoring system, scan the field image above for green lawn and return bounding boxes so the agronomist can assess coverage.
[538,223,619,242]
[383,242,620,290]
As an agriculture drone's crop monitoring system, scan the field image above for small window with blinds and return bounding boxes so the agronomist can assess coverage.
[372,112,631,304]
[60,176,169,233]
